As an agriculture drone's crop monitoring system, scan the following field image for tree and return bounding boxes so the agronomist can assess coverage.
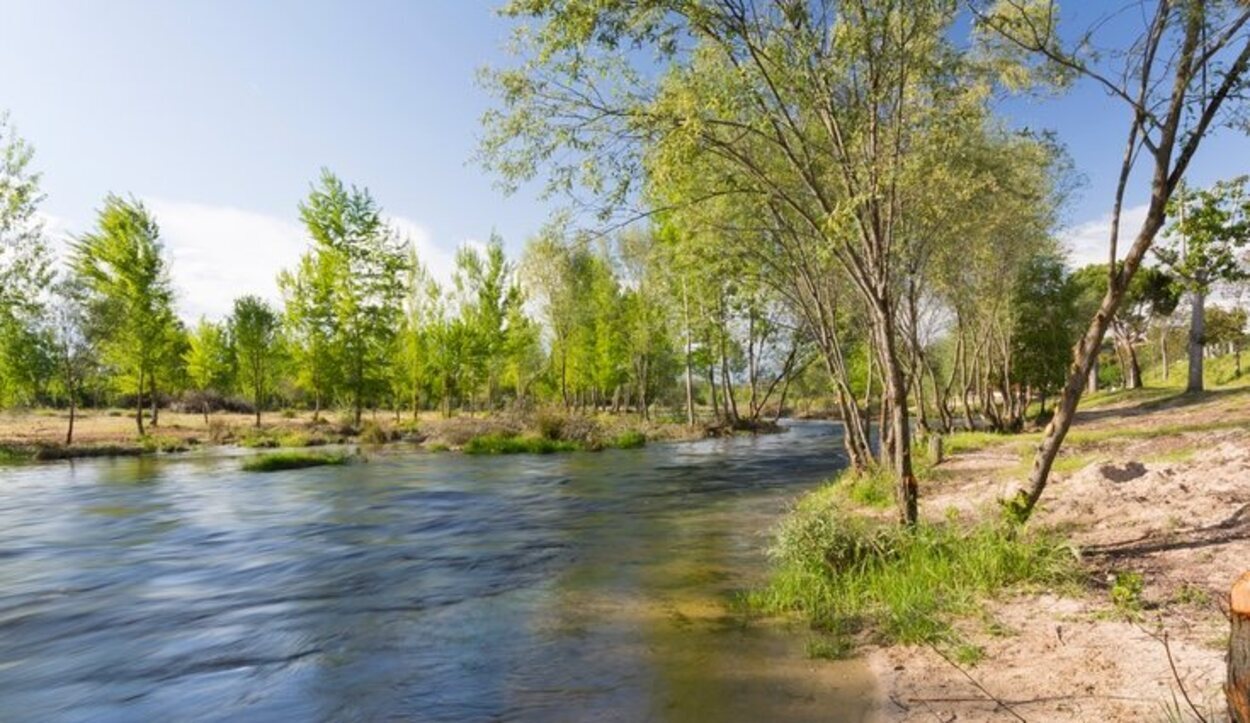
[278,249,340,419]
[0,111,54,408]
[184,318,233,423]
[229,295,279,428]
[484,1,1017,525]
[453,234,523,409]
[71,195,178,435]
[45,278,96,444]
[298,169,405,425]
[975,0,1250,523]
[1070,264,1180,390]
[1158,177,1250,392]
[1205,305,1248,378]
[1011,253,1079,417]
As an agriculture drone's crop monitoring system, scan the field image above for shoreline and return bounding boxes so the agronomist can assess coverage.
[0,408,790,465]
[802,388,1249,722]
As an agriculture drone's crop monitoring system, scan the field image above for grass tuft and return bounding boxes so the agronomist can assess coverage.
[242,451,350,472]
[749,482,1080,655]
[607,430,647,449]
[462,433,579,455]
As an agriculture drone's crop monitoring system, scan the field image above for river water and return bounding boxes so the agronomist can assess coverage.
[0,421,874,722]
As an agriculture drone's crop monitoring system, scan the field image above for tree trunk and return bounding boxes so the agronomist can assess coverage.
[66,379,76,446]
[1229,572,1250,723]
[1087,357,1099,393]
[150,377,159,427]
[1126,343,1142,390]
[683,279,695,427]
[1160,325,1170,382]
[135,368,146,436]
[1188,288,1205,393]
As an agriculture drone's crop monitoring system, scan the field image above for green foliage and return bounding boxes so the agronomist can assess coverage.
[70,195,180,431]
[1161,178,1250,293]
[752,483,1078,652]
[358,422,395,445]
[607,430,646,449]
[462,433,579,455]
[242,451,350,472]
[229,295,280,423]
[843,467,896,509]
[1109,571,1145,616]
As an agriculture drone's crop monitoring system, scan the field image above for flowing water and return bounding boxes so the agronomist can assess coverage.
[0,421,875,722]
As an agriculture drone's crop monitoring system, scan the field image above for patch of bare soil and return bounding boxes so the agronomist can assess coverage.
[869,394,1250,722]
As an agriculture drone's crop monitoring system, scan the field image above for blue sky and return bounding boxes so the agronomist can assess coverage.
[2,1,1248,318]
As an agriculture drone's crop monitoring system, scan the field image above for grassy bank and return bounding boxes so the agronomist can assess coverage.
[751,469,1079,660]
[461,428,649,455]
[242,451,351,472]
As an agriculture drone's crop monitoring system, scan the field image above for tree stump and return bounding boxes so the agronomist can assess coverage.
[928,434,944,465]
[1230,572,1250,723]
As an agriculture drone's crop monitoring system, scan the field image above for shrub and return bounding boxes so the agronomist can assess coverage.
[1110,571,1145,615]
[242,451,350,472]
[358,422,395,445]
[751,483,1079,656]
[536,411,566,440]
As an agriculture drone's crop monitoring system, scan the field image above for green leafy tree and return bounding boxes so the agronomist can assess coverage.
[298,169,405,425]
[71,194,179,435]
[0,111,54,407]
[278,249,340,419]
[229,295,280,428]
[1205,305,1248,379]
[184,318,233,423]
[1011,254,1079,415]
[1159,177,1250,392]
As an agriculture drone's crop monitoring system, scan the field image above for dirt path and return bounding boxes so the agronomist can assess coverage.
[869,391,1249,721]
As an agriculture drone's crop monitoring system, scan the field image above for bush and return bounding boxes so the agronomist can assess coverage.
[751,483,1079,656]
[242,451,350,472]
[463,433,579,455]
[358,422,395,445]
[536,411,567,440]
[140,435,189,454]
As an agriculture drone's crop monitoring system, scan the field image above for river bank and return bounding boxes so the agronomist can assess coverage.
[0,407,744,462]
[814,388,1249,721]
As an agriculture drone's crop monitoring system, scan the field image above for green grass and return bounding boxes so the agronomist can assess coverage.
[462,433,580,455]
[749,483,1080,657]
[242,451,350,472]
[0,444,35,464]
[943,430,1029,456]
[842,467,896,509]
[238,432,279,448]
[607,430,647,449]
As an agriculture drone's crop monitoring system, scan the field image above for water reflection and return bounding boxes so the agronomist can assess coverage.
[0,422,874,721]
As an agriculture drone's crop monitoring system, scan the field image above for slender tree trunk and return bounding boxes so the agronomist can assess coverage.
[1161,324,1170,382]
[65,367,76,446]
[878,311,918,526]
[1188,288,1206,393]
[135,367,146,436]
[1126,343,1142,389]
[683,279,695,427]
[1087,357,1099,393]
[150,377,159,428]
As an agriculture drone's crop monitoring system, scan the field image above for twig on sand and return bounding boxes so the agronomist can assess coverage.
[926,643,1028,722]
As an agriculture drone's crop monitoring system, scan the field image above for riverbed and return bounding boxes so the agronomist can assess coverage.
[0,421,874,721]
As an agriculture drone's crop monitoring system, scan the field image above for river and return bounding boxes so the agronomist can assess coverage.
[0,420,874,721]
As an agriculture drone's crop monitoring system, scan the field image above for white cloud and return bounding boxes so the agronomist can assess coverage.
[1058,203,1150,269]
[146,198,306,321]
[40,201,489,320]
